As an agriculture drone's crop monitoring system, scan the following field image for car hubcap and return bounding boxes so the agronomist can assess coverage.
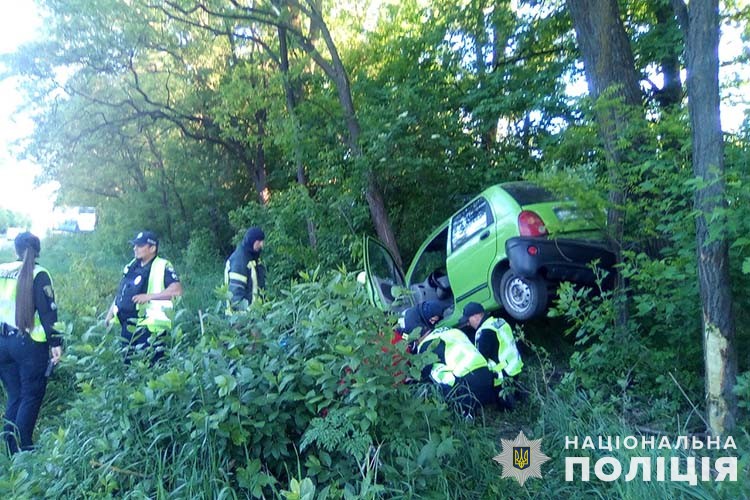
[506,277,531,312]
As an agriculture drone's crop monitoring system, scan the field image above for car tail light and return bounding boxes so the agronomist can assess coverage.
[518,210,548,236]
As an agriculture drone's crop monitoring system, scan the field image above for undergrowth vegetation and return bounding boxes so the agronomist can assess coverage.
[0,233,746,498]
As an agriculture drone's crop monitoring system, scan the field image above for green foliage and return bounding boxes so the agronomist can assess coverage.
[228,186,367,288]
[0,208,31,233]
[35,232,122,330]
[550,267,702,429]
[180,227,226,311]
[735,371,750,411]
[0,0,749,497]
[0,264,505,498]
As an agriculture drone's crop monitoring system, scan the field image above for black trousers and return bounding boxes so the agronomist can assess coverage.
[119,317,165,365]
[439,366,497,415]
[0,334,49,453]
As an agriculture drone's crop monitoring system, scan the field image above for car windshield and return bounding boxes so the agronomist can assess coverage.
[501,182,560,205]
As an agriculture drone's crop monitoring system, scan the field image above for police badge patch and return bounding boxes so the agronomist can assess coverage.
[493,431,550,486]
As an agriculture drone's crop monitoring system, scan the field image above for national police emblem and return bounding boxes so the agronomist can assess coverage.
[513,446,530,470]
[493,431,550,486]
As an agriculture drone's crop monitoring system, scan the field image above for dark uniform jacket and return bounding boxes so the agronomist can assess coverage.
[225,229,266,309]
[114,257,180,322]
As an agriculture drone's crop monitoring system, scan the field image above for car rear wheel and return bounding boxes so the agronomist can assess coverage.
[498,270,548,321]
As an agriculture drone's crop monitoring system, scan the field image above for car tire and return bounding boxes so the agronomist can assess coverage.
[498,270,548,321]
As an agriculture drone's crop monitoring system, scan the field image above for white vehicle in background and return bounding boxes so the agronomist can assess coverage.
[76,206,97,232]
[53,206,97,233]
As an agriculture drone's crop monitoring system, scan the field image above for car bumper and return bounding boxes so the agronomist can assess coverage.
[506,237,616,285]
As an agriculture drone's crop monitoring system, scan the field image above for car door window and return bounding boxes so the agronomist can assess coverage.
[367,238,404,290]
[451,197,494,251]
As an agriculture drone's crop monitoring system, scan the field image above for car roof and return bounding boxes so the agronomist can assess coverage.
[494,181,559,205]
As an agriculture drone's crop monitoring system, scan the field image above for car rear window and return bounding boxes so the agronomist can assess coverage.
[501,182,557,205]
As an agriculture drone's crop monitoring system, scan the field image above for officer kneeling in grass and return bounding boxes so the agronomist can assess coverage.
[460,302,523,410]
[105,231,182,364]
[401,304,496,415]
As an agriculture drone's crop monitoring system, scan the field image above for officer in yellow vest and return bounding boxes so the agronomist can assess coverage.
[459,302,523,409]
[400,308,496,414]
[224,227,266,313]
[0,232,62,453]
[105,231,182,363]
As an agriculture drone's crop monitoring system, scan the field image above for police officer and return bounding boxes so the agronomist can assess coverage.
[399,308,495,414]
[224,226,266,313]
[459,302,523,408]
[396,301,445,352]
[416,327,496,415]
[0,232,62,453]
[105,231,182,363]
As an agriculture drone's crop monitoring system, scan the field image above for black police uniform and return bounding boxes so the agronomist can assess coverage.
[114,257,179,361]
[0,267,61,453]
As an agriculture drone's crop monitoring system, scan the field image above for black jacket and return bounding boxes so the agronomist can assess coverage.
[225,228,266,308]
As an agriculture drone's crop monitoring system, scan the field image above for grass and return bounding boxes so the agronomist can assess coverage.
[0,232,747,498]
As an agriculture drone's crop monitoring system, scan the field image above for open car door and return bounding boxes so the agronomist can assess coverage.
[362,236,412,312]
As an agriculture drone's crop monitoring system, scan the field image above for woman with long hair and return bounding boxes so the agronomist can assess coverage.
[0,232,62,453]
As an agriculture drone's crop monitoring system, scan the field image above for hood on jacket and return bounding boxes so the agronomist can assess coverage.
[241,227,265,257]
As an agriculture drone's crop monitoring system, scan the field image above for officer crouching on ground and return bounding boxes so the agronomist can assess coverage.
[460,302,523,409]
[105,231,182,363]
[400,304,496,415]
[395,300,446,352]
[0,232,63,453]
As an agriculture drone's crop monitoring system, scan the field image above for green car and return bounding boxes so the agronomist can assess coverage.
[363,181,615,324]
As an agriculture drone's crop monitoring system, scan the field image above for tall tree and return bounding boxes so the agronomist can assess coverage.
[566,0,644,326]
[156,0,404,264]
[673,0,737,435]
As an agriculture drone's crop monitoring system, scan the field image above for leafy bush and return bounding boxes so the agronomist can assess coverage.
[227,186,368,291]
[0,269,508,499]
[549,267,703,429]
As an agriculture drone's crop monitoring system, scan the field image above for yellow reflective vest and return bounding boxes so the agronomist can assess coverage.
[0,262,51,342]
[476,317,523,384]
[417,328,488,387]
[122,257,174,333]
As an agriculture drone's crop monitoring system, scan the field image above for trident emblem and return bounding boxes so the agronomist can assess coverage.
[513,447,530,470]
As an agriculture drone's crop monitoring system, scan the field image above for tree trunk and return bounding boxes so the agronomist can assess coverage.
[254,108,270,205]
[304,1,403,267]
[567,0,643,328]
[680,0,737,435]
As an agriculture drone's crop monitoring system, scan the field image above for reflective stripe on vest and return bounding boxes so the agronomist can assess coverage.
[0,262,51,342]
[224,258,259,313]
[418,328,487,386]
[134,257,173,333]
[477,318,523,381]
[247,260,259,301]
